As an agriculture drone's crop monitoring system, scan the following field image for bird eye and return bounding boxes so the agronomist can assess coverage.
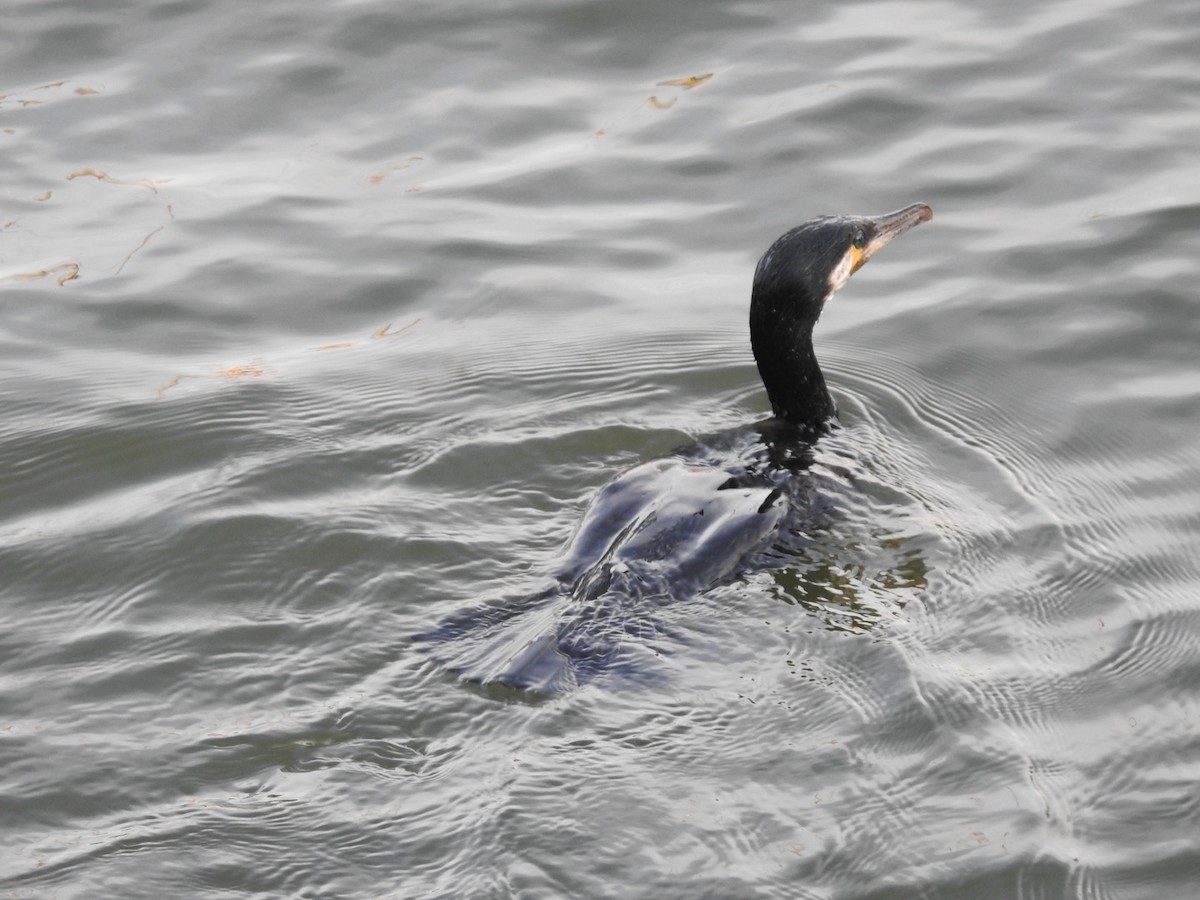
[852,231,866,250]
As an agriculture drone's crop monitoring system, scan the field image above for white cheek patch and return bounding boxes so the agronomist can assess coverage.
[825,247,856,300]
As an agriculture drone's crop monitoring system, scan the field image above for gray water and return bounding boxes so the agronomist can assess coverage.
[3,0,1200,897]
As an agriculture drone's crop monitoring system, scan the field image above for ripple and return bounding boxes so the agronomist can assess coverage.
[1090,608,1200,689]
[4,0,1200,895]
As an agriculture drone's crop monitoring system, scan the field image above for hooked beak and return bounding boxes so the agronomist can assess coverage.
[851,203,933,273]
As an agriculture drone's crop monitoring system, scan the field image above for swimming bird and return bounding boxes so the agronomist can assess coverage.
[418,204,933,693]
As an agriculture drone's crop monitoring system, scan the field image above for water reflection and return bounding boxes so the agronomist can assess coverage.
[767,532,928,635]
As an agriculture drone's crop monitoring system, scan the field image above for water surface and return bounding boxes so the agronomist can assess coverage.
[3,0,1200,896]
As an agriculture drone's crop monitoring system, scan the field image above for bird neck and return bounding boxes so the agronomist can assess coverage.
[750,313,836,434]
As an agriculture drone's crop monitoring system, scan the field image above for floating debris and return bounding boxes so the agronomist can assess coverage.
[67,167,171,193]
[157,362,270,397]
[154,375,183,399]
[656,73,713,90]
[368,156,424,184]
[648,96,676,110]
[1,262,80,286]
[373,318,421,339]
[218,364,268,379]
[114,226,165,275]
[310,342,355,352]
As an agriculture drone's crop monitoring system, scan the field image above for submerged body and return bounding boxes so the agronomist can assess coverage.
[420,423,850,692]
[417,204,933,693]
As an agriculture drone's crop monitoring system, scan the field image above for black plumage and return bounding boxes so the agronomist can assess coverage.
[417,204,932,693]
